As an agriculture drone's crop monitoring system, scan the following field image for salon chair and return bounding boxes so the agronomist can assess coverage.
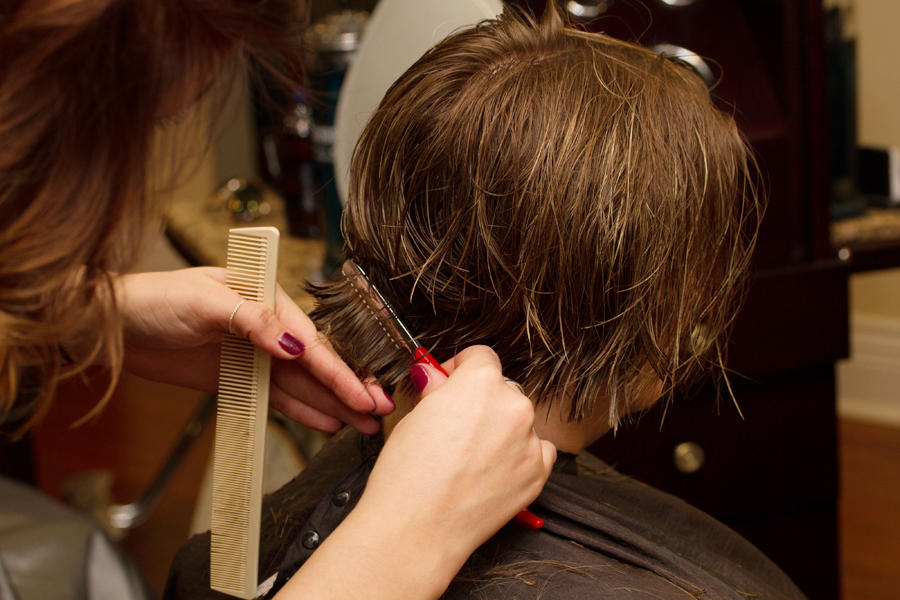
[0,476,152,600]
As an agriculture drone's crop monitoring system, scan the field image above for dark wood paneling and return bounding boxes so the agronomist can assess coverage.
[728,261,849,376]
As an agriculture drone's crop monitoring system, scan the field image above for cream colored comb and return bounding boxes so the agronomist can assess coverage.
[210,226,279,598]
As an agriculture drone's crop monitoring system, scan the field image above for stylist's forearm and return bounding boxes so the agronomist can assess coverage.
[274,497,466,600]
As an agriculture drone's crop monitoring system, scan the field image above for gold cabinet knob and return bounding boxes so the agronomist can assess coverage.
[673,441,706,474]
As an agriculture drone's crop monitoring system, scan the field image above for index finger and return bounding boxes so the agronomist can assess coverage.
[273,284,391,415]
[439,345,502,377]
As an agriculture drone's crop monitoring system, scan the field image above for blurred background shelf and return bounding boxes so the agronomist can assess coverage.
[832,207,900,271]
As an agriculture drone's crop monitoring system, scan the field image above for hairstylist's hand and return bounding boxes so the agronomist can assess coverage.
[115,268,392,433]
[280,345,556,600]
[370,345,556,547]
[358,346,556,592]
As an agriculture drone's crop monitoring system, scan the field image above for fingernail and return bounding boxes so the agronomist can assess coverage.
[278,332,304,356]
[384,390,394,409]
[409,364,429,393]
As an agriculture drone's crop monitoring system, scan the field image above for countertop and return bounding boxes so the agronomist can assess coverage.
[164,185,325,312]
[831,206,900,271]
[832,206,900,248]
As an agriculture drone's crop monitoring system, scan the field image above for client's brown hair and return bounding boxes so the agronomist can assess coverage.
[313,6,761,427]
[0,0,308,433]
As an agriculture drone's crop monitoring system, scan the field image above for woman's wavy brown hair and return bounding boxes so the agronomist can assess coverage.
[0,0,308,433]
[313,6,761,427]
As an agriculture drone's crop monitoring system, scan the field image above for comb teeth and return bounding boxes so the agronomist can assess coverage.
[225,234,272,302]
[340,260,417,355]
[211,227,279,599]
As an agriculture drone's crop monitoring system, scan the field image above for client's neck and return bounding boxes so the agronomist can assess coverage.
[381,388,611,454]
[532,401,612,453]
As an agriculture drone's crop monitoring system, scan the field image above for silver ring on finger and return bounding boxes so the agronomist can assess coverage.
[504,378,524,394]
[228,299,247,335]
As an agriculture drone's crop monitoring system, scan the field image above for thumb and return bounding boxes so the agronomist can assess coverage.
[539,439,558,478]
[409,362,449,397]
[228,299,305,360]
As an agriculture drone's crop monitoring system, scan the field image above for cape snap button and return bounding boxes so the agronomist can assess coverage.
[301,530,320,549]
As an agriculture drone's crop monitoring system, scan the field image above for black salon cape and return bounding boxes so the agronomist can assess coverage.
[164,427,806,599]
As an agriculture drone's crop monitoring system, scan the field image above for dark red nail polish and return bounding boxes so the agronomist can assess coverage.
[278,332,304,356]
[409,364,429,392]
